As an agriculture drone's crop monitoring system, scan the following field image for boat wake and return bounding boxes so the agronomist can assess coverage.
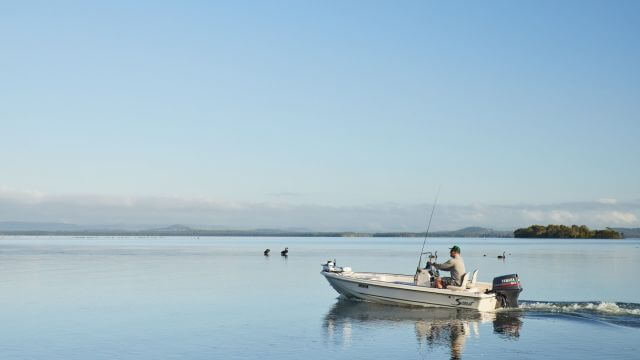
[520,301,640,315]
[518,301,640,328]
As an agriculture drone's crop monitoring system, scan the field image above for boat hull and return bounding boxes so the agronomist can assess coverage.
[322,271,498,312]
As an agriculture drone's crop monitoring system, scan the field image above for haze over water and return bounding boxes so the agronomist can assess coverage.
[1,236,638,359]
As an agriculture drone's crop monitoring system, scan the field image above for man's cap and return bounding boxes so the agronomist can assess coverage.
[450,245,461,253]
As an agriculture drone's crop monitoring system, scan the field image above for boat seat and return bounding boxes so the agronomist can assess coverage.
[447,272,469,291]
[466,270,478,288]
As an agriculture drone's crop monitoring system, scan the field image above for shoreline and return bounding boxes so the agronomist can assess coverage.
[0,231,636,239]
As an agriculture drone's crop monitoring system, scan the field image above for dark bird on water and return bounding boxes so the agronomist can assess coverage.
[264,249,270,256]
[483,254,487,257]
[281,247,289,256]
[498,251,506,259]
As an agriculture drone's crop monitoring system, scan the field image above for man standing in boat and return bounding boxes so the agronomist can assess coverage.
[429,245,466,289]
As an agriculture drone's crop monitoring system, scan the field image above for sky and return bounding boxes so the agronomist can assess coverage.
[1,0,638,231]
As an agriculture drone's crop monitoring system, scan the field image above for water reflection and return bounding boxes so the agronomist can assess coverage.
[493,312,523,338]
[323,299,522,359]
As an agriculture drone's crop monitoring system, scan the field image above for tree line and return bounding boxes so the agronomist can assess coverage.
[514,224,622,239]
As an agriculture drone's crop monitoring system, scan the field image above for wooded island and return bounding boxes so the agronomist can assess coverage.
[514,224,622,239]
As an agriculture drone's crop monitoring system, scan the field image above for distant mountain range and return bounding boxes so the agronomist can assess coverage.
[0,222,637,238]
[0,221,161,232]
[373,227,513,238]
[0,222,513,237]
[0,222,84,231]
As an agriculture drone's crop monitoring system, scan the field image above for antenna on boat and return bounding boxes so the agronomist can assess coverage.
[416,185,441,270]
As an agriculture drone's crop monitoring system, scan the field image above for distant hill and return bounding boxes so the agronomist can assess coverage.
[373,227,513,238]
[0,221,82,231]
[437,226,513,238]
[613,228,640,239]
[149,224,195,233]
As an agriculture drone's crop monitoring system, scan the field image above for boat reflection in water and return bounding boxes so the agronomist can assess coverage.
[323,299,522,359]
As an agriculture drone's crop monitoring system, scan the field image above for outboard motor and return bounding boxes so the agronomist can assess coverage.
[487,274,522,308]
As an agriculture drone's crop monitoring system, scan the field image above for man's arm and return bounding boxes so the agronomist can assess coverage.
[434,259,454,271]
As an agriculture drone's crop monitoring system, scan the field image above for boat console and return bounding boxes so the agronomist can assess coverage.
[322,259,352,274]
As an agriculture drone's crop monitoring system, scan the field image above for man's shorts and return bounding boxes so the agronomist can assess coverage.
[442,277,457,287]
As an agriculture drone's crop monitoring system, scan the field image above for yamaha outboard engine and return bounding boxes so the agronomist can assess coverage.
[488,274,522,308]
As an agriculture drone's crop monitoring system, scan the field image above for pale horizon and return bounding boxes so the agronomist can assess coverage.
[1,187,637,232]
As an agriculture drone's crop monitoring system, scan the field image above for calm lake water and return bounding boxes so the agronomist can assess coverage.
[1,236,639,359]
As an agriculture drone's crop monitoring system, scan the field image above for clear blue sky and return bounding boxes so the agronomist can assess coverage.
[1,1,638,230]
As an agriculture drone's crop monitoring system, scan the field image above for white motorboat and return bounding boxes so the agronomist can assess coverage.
[321,254,522,312]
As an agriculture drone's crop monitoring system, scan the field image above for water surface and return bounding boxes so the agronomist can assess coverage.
[1,236,638,359]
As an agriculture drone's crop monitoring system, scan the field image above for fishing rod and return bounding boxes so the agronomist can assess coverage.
[416,185,441,270]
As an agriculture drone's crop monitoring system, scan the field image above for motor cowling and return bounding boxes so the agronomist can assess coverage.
[489,274,522,308]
